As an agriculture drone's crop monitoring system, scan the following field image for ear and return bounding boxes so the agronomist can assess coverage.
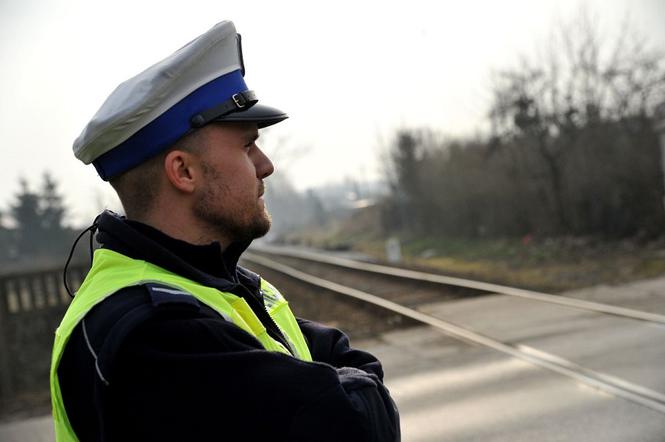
[163,150,199,193]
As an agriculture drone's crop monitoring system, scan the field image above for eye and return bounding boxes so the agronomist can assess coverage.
[244,135,259,150]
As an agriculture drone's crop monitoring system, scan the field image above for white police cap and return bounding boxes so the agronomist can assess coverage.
[73,21,287,181]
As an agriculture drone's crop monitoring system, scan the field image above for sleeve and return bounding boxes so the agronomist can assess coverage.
[296,317,401,441]
[297,317,385,378]
[103,313,400,442]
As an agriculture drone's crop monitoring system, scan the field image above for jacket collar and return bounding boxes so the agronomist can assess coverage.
[93,210,259,293]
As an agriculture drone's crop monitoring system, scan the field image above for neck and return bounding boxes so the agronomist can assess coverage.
[132,209,233,249]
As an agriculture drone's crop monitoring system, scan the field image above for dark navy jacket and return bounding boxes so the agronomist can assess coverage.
[58,211,400,441]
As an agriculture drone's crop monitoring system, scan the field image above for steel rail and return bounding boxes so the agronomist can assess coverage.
[250,245,665,325]
[244,252,665,415]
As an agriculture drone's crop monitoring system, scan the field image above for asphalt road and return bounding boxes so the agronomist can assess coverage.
[369,325,665,441]
[368,277,665,441]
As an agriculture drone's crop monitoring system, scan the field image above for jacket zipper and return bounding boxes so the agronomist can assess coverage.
[235,283,294,355]
[260,290,298,357]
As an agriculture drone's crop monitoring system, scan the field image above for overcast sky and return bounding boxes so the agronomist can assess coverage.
[1,0,664,224]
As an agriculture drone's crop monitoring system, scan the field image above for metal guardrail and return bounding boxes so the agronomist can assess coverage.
[0,264,87,404]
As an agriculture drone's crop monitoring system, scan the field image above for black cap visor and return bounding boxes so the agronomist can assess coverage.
[213,103,288,128]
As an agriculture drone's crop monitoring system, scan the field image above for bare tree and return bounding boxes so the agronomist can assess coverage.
[379,11,665,240]
[489,11,665,236]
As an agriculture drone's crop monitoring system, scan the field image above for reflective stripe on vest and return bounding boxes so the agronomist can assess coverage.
[50,248,312,441]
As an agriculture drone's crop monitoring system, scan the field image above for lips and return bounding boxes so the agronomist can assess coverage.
[258,182,265,198]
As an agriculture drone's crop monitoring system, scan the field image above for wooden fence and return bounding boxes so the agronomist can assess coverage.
[0,264,87,414]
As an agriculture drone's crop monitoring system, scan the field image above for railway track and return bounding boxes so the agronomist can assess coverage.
[244,245,665,416]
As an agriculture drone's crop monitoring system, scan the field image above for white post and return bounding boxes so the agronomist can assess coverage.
[385,237,402,264]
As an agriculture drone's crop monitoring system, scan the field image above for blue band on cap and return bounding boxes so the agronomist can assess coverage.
[93,69,248,180]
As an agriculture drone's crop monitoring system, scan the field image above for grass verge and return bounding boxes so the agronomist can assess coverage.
[279,225,665,292]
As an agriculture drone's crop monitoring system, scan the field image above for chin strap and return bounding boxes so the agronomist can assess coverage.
[189,90,258,128]
[63,219,99,298]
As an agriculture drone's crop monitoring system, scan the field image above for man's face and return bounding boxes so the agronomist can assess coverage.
[192,122,274,243]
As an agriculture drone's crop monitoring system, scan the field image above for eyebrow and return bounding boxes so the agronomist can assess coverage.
[246,132,260,143]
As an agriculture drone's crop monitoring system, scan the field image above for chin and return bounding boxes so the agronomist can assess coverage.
[240,209,271,241]
[253,217,272,239]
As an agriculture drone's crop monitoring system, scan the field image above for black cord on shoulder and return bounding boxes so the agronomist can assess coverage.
[63,221,98,298]
[89,222,95,262]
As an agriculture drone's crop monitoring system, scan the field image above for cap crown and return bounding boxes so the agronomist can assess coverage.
[73,21,259,180]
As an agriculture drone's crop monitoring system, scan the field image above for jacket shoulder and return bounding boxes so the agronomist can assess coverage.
[76,283,221,385]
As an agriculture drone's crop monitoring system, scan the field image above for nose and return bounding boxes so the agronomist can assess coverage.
[254,146,274,179]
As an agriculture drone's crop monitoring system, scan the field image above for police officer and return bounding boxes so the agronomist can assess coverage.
[50,21,400,442]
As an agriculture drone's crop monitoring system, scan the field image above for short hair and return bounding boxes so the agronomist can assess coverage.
[109,129,207,220]
[109,151,166,220]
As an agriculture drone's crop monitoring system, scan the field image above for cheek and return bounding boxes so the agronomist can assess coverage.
[228,152,256,174]
[227,168,259,200]
[206,153,258,197]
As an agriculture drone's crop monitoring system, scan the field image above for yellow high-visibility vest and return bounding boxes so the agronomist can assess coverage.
[50,248,312,441]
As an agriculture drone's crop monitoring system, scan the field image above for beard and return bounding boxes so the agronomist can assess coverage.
[193,164,272,243]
